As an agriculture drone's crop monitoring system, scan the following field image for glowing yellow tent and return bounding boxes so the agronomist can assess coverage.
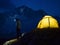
[37,15,59,29]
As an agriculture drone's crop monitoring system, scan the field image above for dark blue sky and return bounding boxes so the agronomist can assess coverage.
[12,0,60,16]
[0,0,60,16]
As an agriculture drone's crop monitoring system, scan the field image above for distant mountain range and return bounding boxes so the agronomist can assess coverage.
[0,5,48,29]
[15,6,48,18]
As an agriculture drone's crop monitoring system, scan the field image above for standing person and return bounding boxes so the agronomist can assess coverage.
[16,18,21,39]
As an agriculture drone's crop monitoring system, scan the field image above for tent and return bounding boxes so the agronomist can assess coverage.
[37,15,59,29]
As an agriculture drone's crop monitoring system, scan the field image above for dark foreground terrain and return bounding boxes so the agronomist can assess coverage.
[12,28,60,45]
[1,28,60,45]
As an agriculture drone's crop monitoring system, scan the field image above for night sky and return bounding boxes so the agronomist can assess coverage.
[0,0,60,38]
[0,0,60,15]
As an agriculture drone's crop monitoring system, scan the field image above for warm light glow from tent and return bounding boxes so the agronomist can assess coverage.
[37,15,59,29]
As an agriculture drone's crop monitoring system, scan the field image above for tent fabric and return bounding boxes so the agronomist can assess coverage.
[37,15,59,29]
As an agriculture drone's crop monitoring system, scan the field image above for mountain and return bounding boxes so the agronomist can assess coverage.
[15,5,48,18]
[14,5,48,32]
[0,5,48,39]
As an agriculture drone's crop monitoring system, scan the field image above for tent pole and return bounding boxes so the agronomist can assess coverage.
[48,17,50,28]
